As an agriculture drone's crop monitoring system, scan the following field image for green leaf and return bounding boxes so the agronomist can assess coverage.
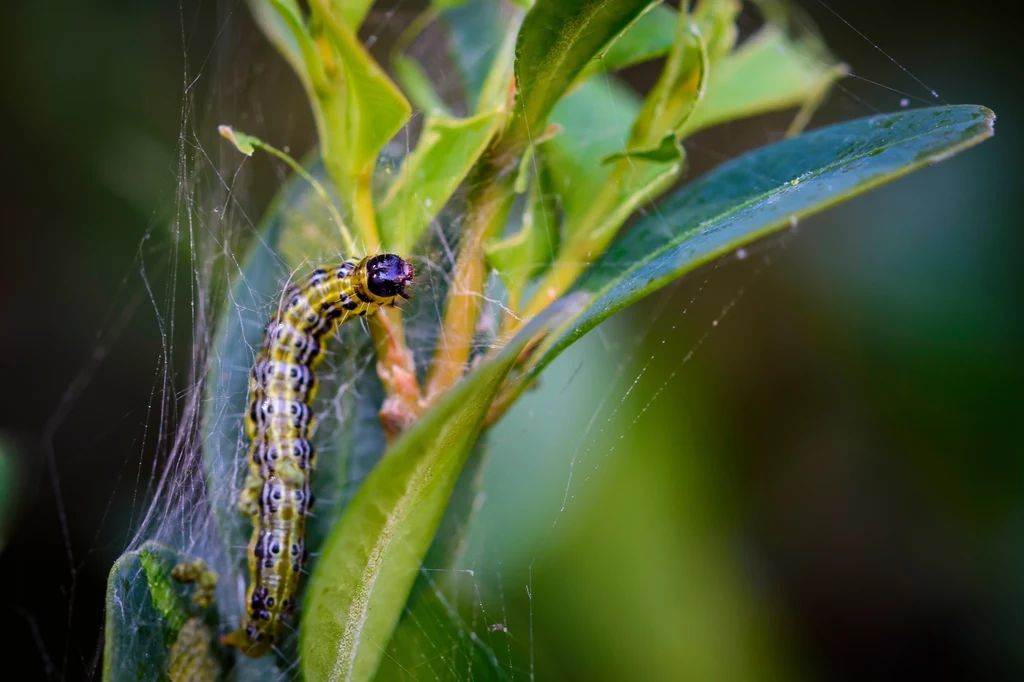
[629,19,708,151]
[104,542,221,682]
[527,105,995,377]
[576,3,678,81]
[681,23,846,136]
[391,54,452,117]
[299,294,586,682]
[509,0,659,144]
[692,0,741,64]
[246,0,312,92]
[440,0,522,114]
[546,76,641,231]
[484,170,559,297]
[603,133,682,163]
[322,0,374,30]
[249,0,357,221]
[310,0,412,181]
[378,110,502,254]
[377,440,495,681]
[544,76,681,251]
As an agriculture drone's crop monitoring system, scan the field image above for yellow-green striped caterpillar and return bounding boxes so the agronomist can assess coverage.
[224,254,414,657]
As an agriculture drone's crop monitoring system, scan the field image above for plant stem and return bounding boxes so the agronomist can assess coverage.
[353,169,381,252]
[237,131,358,256]
[425,151,518,401]
[370,309,421,438]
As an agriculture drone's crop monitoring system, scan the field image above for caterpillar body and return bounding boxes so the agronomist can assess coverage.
[225,253,414,657]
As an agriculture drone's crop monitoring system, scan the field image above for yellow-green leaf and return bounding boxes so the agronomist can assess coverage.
[323,0,375,30]
[575,2,678,82]
[484,171,559,298]
[629,20,709,151]
[682,23,846,136]
[391,54,452,117]
[377,110,502,254]
[310,0,412,180]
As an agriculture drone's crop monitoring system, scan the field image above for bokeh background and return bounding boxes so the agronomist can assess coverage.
[0,0,1020,680]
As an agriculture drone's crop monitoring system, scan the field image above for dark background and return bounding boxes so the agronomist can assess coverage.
[0,0,1020,680]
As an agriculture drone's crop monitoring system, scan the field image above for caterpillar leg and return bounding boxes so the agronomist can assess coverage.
[276,458,304,488]
[237,474,263,518]
[171,558,219,609]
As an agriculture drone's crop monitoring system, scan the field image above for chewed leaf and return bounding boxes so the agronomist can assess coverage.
[524,105,995,381]
[300,294,587,682]
[103,542,221,682]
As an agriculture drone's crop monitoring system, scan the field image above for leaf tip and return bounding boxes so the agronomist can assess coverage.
[219,124,255,156]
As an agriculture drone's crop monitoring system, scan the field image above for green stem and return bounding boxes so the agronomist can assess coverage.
[252,134,358,255]
[425,149,518,401]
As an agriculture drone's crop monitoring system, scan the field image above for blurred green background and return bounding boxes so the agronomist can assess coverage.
[0,1,1020,680]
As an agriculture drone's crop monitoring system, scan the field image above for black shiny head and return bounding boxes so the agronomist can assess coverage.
[365,254,415,301]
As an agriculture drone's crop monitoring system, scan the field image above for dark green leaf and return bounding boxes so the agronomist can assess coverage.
[529,105,995,376]
[299,294,586,682]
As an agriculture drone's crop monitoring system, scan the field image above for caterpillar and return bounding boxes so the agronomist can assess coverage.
[223,253,415,657]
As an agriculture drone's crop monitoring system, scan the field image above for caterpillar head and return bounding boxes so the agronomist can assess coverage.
[365,254,415,303]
